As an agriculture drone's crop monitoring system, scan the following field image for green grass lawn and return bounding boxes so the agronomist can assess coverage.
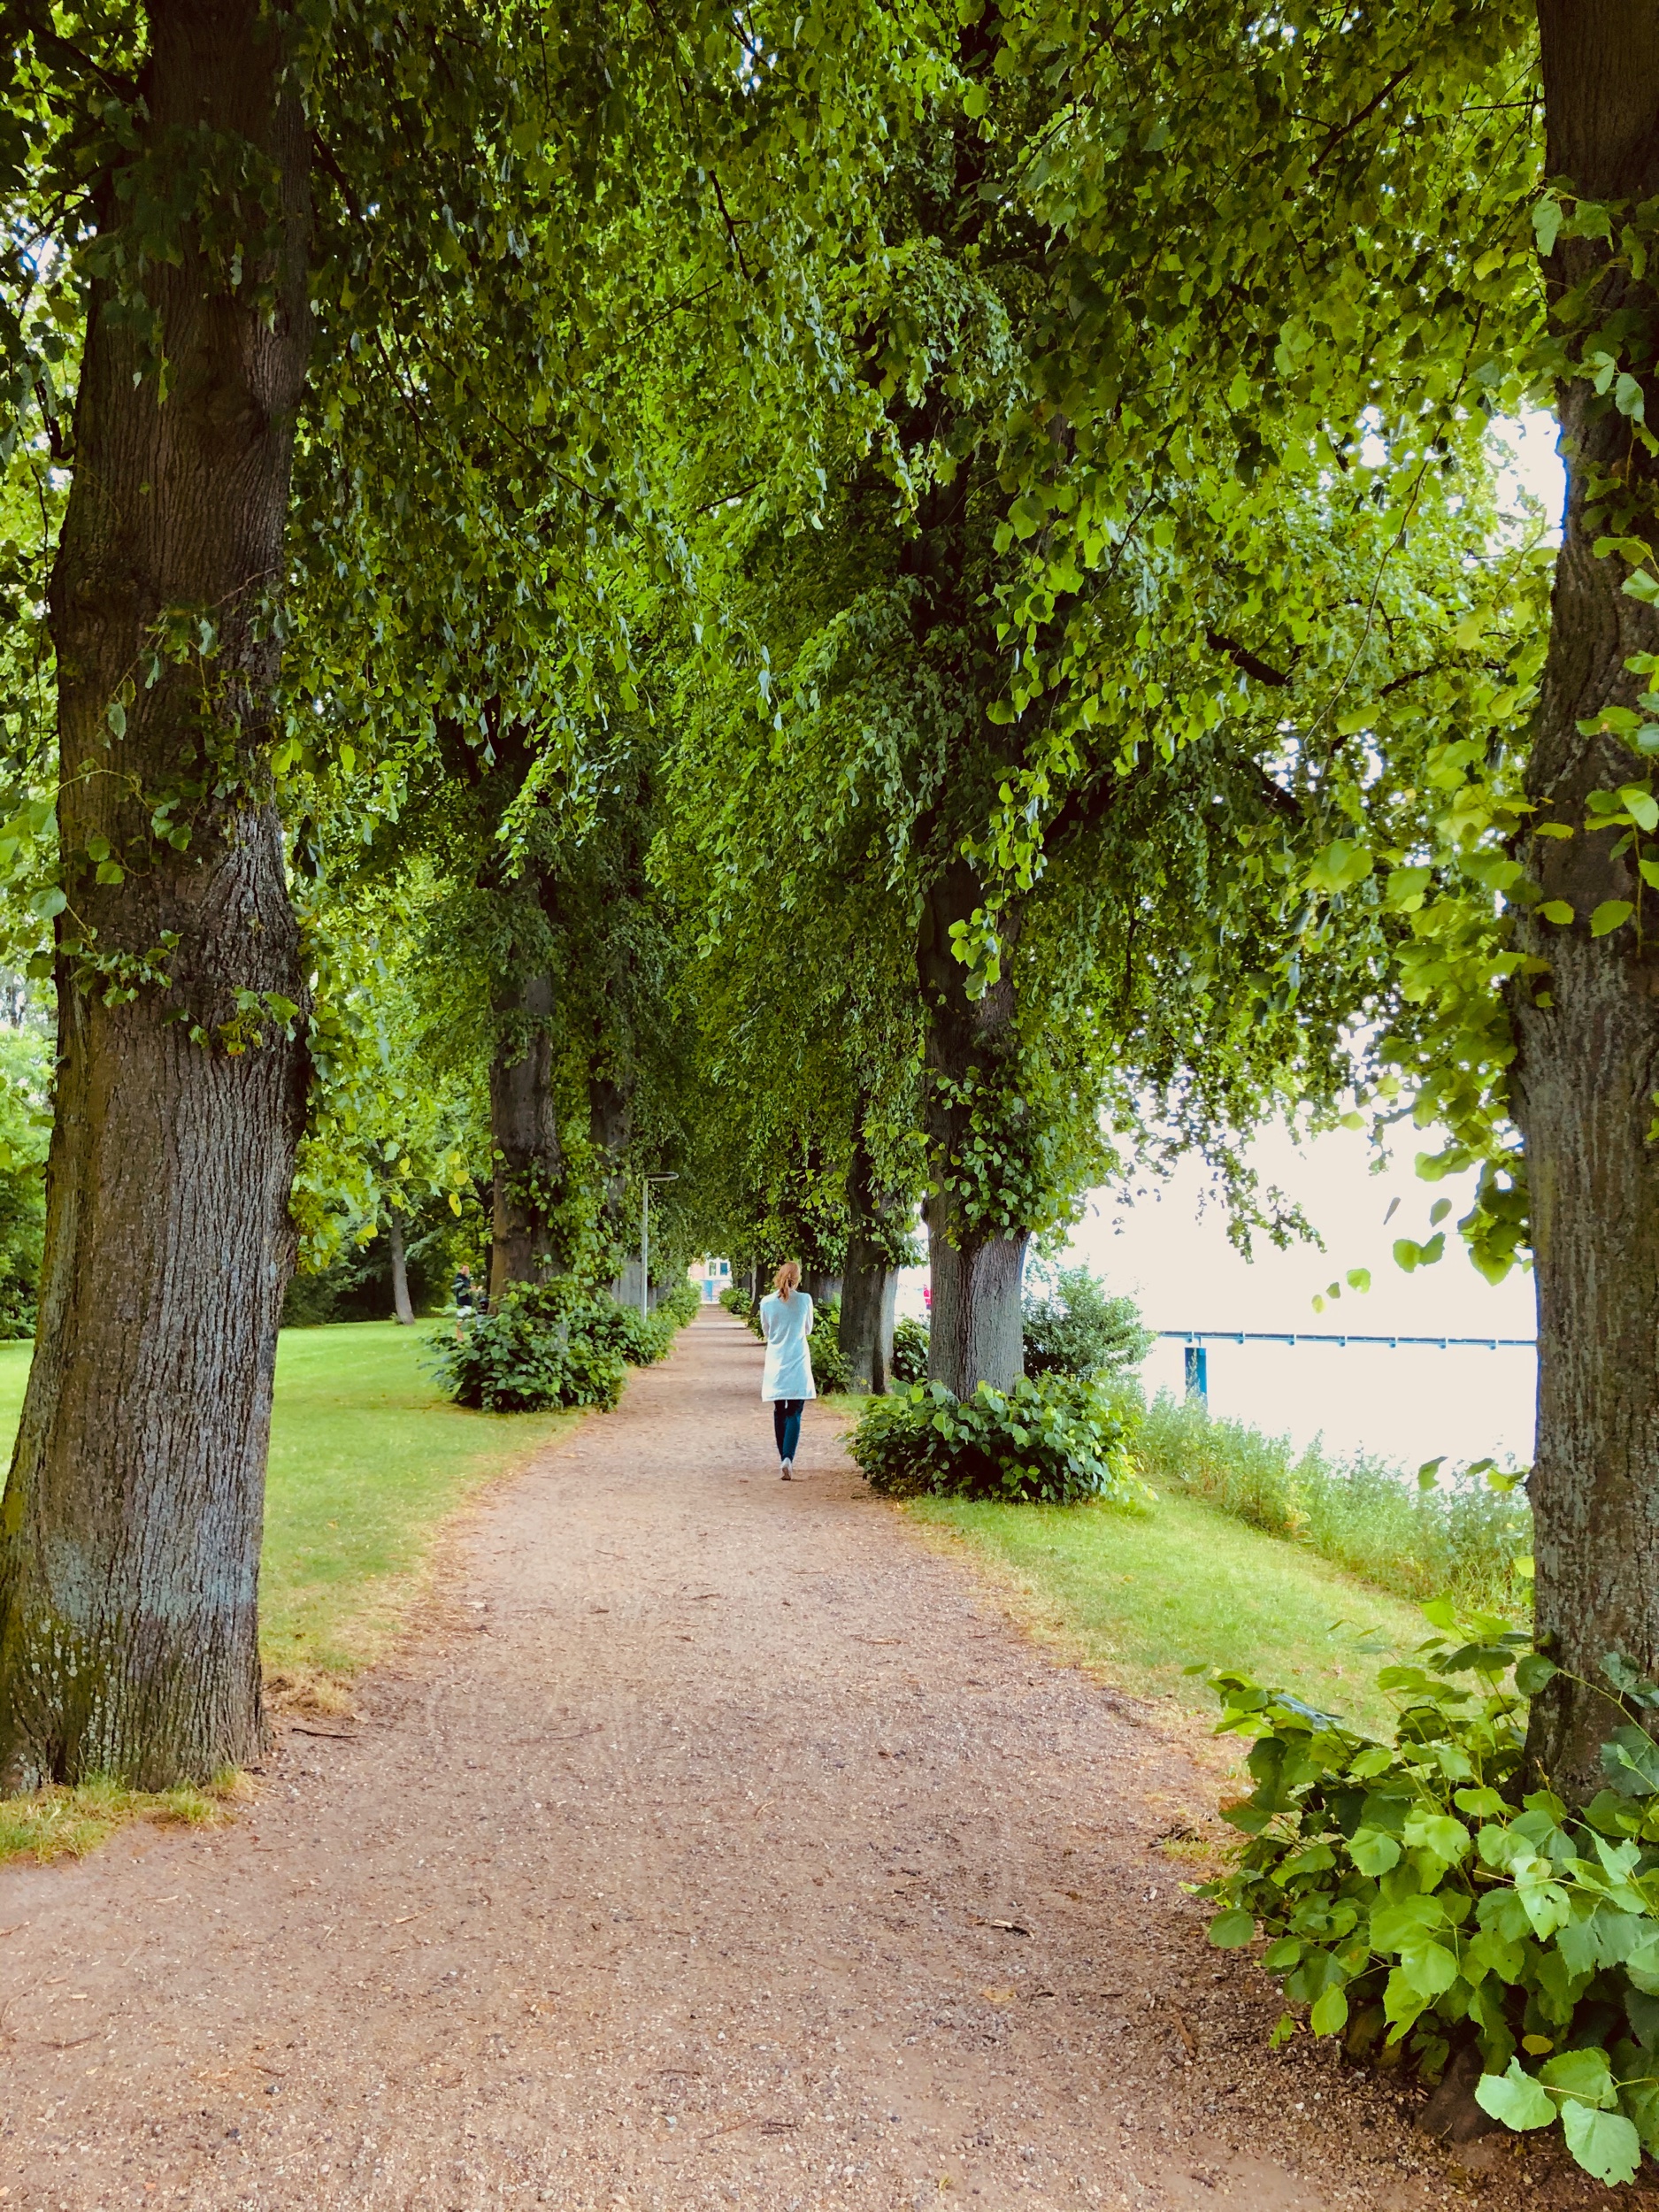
[903,1488,1437,1739]
[0,1322,576,1682]
[0,1321,576,1862]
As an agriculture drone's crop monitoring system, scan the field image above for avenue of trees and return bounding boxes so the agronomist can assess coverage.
[0,0,1650,1821]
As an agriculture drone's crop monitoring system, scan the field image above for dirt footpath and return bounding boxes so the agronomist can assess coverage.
[0,1311,1611,2210]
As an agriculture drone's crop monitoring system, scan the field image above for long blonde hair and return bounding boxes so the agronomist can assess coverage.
[773,1261,801,1301]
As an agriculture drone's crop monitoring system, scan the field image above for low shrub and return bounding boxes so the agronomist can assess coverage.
[810,1298,851,1394]
[582,1295,675,1369]
[890,1315,930,1384]
[849,1373,1144,1505]
[1201,1613,1659,2188]
[1023,1263,1153,1380]
[655,1279,701,1331]
[430,1279,642,1412]
[1135,1390,1532,1618]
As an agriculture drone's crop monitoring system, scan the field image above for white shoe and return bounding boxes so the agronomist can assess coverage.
[780,1459,792,1480]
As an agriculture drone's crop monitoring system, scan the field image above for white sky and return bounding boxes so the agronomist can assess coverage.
[895,415,1568,1477]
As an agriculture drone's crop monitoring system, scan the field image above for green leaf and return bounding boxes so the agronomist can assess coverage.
[1348,1827,1402,1875]
[1403,1813,1471,1864]
[1561,2103,1642,2186]
[1395,1940,1459,2001]
[1207,1909,1256,1948]
[1532,196,1563,257]
[1591,901,1635,938]
[1310,1984,1348,2036]
[1474,2059,1556,2132]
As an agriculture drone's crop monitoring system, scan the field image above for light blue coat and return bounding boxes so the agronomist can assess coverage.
[759,1290,817,1402]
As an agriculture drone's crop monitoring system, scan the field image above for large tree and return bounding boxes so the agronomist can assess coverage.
[0,0,944,1789]
[0,0,312,1790]
[1513,2,1659,1796]
[669,23,1511,1399]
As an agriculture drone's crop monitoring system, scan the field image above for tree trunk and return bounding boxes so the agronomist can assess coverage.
[488,971,564,1302]
[588,1071,632,1269]
[0,1,311,1791]
[840,1124,902,1394]
[918,859,1026,1395]
[841,1256,898,1394]
[1515,2,1659,1798]
[388,1210,415,1326]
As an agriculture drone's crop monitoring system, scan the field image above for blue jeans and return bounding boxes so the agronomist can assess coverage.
[772,1399,804,1463]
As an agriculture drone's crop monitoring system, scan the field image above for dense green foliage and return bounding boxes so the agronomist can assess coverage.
[1022,1263,1152,1381]
[1202,1616,1659,2187]
[0,1024,49,1340]
[850,1375,1141,1504]
[890,1316,931,1385]
[808,1301,852,1395]
[432,1279,695,1415]
[1135,1394,1533,1619]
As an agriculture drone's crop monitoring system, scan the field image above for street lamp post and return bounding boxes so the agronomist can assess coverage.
[641,1174,679,1318]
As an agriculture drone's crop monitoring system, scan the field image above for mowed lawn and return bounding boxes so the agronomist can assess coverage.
[0,1323,577,1679]
[904,1487,1434,1739]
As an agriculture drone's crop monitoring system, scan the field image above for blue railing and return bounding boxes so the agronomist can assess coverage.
[1157,1328,1536,1404]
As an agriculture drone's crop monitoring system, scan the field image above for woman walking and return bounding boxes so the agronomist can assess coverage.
[760,1261,815,1479]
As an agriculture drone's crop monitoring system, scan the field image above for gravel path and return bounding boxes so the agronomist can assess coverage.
[0,1310,1613,2209]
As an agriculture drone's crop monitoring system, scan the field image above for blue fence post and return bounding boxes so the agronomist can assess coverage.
[1183,1342,1208,1404]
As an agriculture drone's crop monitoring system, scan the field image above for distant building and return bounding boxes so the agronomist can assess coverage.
[689,1256,733,1303]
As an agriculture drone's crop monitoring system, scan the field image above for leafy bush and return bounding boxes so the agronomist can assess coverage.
[655,1279,701,1330]
[849,1374,1143,1505]
[721,1283,762,1333]
[1023,1262,1153,1380]
[431,1279,633,1412]
[890,1315,930,1383]
[0,1024,51,1339]
[810,1298,851,1394]
[1201,1611,1659,2187]
[583,1296,674,1369]
[1137,1390,1532,1617]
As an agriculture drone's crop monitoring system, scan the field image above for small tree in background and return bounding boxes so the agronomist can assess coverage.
[1021,1263,1153,1384]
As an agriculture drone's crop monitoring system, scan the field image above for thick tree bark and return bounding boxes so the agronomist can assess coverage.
[1515,3,1659,1798]
[840,1124,901,1394]
[387,1211,415,1326]
[840,1258,898,1394]
[0,2,311,1790]
[488,971,564,1302]
[588,1070,632,1272]
[918,860,1026,1395]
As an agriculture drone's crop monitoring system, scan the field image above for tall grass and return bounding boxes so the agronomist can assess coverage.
[1128,1388,1532,1618]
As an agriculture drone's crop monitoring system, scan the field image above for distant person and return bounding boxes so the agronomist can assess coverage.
[759,1261,815,1479]
[453,1264,481,1335]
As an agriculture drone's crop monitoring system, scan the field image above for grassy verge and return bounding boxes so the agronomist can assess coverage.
[0,1321,577,1863]
[1132,1388,1532,1617]
[904,1487,1435,1738]
[259,1323,577,1681]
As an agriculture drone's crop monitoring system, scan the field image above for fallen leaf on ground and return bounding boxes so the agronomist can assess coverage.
[980,1987,1018,2004]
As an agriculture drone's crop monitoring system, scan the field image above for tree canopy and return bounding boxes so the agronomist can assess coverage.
[0,0,1654,1840]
